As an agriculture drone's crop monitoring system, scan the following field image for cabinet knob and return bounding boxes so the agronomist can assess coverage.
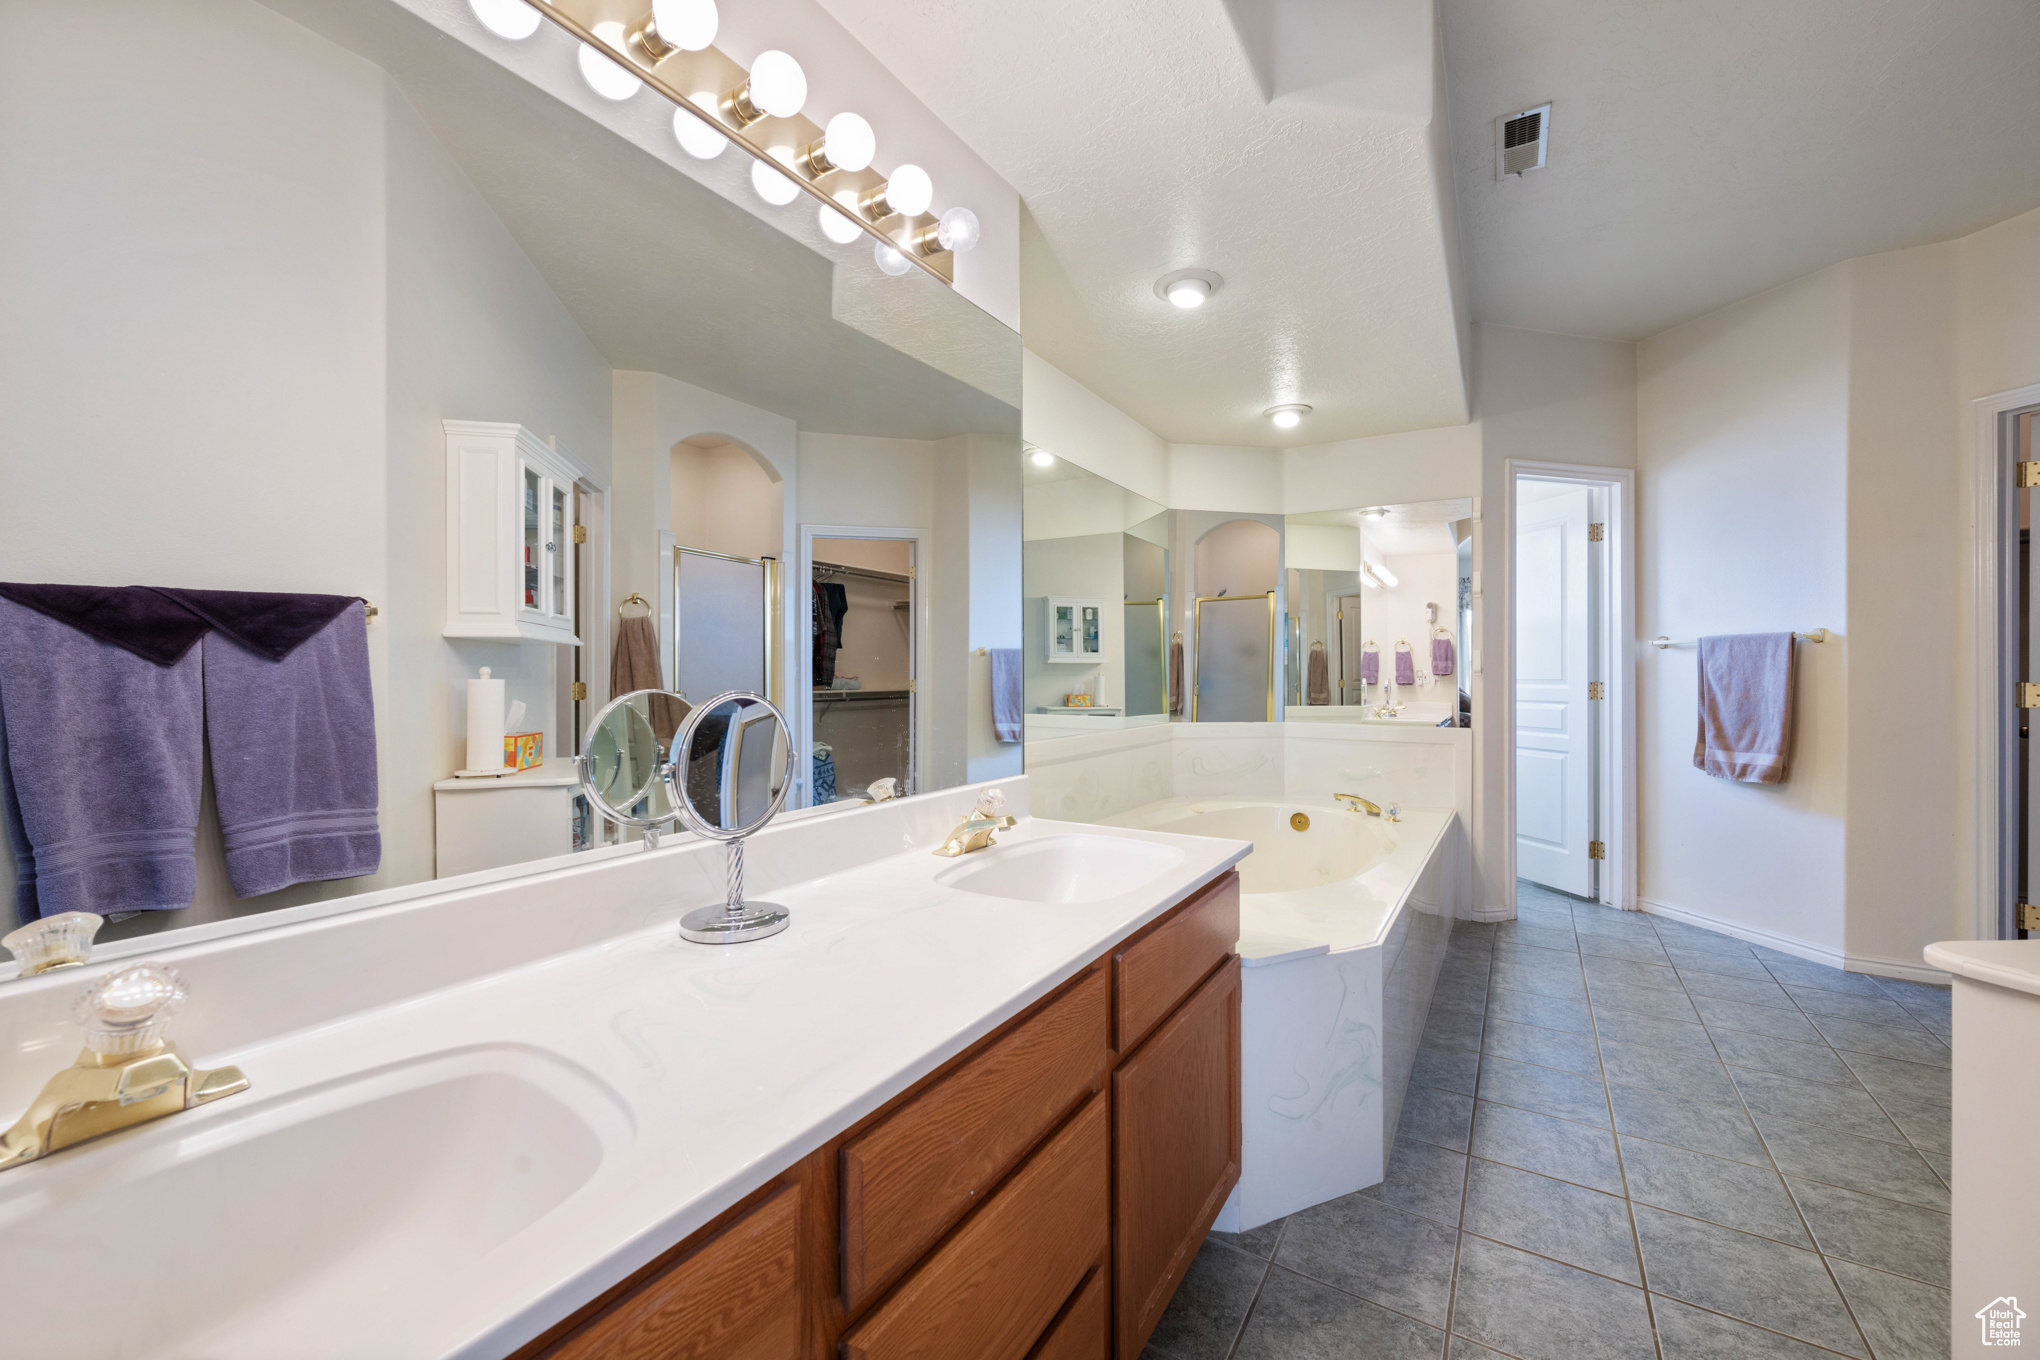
[544,542,557,552]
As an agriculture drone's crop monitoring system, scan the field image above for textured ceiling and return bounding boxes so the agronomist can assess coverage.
[1445,0,2040,341]
[815,0,1471,448]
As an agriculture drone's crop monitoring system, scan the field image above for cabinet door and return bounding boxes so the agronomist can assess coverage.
[517,461,574,626]
[1113,957,1241,1359]
[533,1183,803,1360]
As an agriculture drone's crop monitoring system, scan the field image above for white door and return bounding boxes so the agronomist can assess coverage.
[1516,485,1595,896]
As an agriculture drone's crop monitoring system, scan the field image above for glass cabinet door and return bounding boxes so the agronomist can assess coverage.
[523,467,542,611]
[550,483,570,621]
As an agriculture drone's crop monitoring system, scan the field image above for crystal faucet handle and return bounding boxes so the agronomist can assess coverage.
[2,911,104,976]
[74,962,187,1057]
[974,787,1008,818]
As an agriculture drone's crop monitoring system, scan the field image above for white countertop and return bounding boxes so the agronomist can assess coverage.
[19,815,1246,1359]
[1924,939,2040,996]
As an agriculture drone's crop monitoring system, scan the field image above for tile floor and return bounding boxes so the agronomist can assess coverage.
[1143,883,1953,1360]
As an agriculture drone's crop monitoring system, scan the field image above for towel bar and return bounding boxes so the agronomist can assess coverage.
[1649,629,1825,650]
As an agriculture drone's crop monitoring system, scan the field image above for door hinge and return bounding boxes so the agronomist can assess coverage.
[2020,902,2040,932]
[2019,462,2040,489]
[908,680,917,693]
[1336,610,1343,619]
[2021,682,2040,709]
[572,524,587,544]
[570,682,587,702]
[1587,523,1605,542]
[906,567,917,579]
[1588,841,1607,860]
[1588,681,1606,700]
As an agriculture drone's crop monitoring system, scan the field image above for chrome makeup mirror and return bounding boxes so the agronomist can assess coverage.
[666,692,794,944]
[575,688,689,846]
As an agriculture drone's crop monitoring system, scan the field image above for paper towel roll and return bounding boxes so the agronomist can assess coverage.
[466,667,506,772]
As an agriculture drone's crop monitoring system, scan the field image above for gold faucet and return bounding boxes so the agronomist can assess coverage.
[0,961,248,1174]
[934,788,1018,857]
[1335,792,1382,817]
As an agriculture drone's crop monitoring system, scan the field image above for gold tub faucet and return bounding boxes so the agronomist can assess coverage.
[1335,792,1382,817]
[0,960,248,1173]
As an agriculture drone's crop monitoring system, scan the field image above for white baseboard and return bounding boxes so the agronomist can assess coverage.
[1636,897,1951,985]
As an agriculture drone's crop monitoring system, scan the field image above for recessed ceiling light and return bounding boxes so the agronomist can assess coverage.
[1030,449,1055,467]
[1154,268,1223,310]
[1264,404,1311,430]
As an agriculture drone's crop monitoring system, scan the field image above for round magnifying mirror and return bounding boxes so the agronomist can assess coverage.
[575,688,691,844]
[666,691,794,944]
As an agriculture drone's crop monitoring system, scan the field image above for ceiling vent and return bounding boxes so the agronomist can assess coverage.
[1496,103,1551,179]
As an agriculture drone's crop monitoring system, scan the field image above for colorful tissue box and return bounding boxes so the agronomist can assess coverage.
[504,731,543,771]
[1063,694,1093,707]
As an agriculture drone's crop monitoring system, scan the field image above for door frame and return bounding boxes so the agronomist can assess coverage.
[1971,382,2040,940]
[1504,461,1637,913]
[799,523,931,808]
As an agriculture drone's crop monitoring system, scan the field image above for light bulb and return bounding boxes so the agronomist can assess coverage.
[1030,449,1055,468]
[748,50,807,119]
[579,28,642,100]
[819,192,863,244]
[1272,409,1300,428]
[823,113,875,172]
[752,156,799,206]
[874,239,912,276]
[885,164,933,217]
[1167,278,1210,309]
[651,0,717,51]
[1374,563,1398,588]
[935,207,980,253]
[673,106,727,160]
[469,0,540,39]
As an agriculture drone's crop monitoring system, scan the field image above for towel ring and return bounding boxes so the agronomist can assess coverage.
[617,592,652,619]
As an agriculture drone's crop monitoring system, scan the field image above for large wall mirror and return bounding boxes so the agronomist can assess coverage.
[0,0,1020,970]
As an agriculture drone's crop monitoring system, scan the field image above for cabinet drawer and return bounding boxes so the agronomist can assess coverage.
[842,967,1108,1310]
[1114,872,1239,1052]
[1114,957,1242,1359]
[1026,1266,1107,1360]
[535,1182,801,1360]
[842,1093,1109,1360]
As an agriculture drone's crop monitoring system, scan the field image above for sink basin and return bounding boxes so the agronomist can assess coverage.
[937,833,1186,904]
[0,1044,631,1359]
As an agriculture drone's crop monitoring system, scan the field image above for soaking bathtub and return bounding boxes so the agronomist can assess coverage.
[1101,796,1458,1230]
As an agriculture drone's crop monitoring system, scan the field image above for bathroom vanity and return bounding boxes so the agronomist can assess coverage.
[516,868,1241,1360]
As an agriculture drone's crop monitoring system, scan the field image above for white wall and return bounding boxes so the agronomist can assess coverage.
[1024,534,1124,710]
[1022,351,1170,504]
[1636,273,1851,955]
[671,442,782,561]
[0,0,610,929]
[1354,551,1460,701]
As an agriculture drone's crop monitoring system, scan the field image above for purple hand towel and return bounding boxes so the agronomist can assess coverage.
[0,596,204,917]
[201,602,380,896]
[1395,645,1416,686]
[1694,632,1797,784]
[991,648,1023,743]
[1431,635,1455,677]
[1360,646,1379,686]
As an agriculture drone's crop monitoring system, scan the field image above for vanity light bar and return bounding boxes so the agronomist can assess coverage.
[525,0,965,285]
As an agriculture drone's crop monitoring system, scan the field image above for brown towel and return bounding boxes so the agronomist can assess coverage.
[610,612,689,749]
[1168,635,1185,716]
[1306,643,1330,705]
[1694,633,1797,784]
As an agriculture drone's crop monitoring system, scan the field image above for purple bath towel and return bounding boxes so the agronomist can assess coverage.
[0,596,204,917]
[991,648,1023,743]
[201,601,380,896]
[1695,632,1797,784]
[1360,646,1379,686]
[1395,645,1416,686]
[1431,635,1455,677]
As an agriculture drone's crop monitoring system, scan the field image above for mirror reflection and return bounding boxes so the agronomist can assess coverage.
[0,0,1020,967]
[1285,500,1473,727]
[674,696,792,835]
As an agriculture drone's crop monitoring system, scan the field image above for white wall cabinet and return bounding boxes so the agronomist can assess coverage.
[444,420,580,644]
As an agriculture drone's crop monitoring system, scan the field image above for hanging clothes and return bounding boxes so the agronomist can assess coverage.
[1168,632,1185,716]
[1306,641,1331,705]
[812,581,845,687]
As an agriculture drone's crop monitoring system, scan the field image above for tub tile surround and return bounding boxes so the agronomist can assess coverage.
[0,777,1255,1359]
[1150,882,1953,1360]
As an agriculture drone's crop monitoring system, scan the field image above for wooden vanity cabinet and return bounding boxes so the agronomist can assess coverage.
[512,870,1240,1360]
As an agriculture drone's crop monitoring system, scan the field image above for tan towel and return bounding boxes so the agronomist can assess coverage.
[1168,636,1185,716]
[610,613,689,749]
[1306,643,1330,705]
[1694,632,1797,784]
